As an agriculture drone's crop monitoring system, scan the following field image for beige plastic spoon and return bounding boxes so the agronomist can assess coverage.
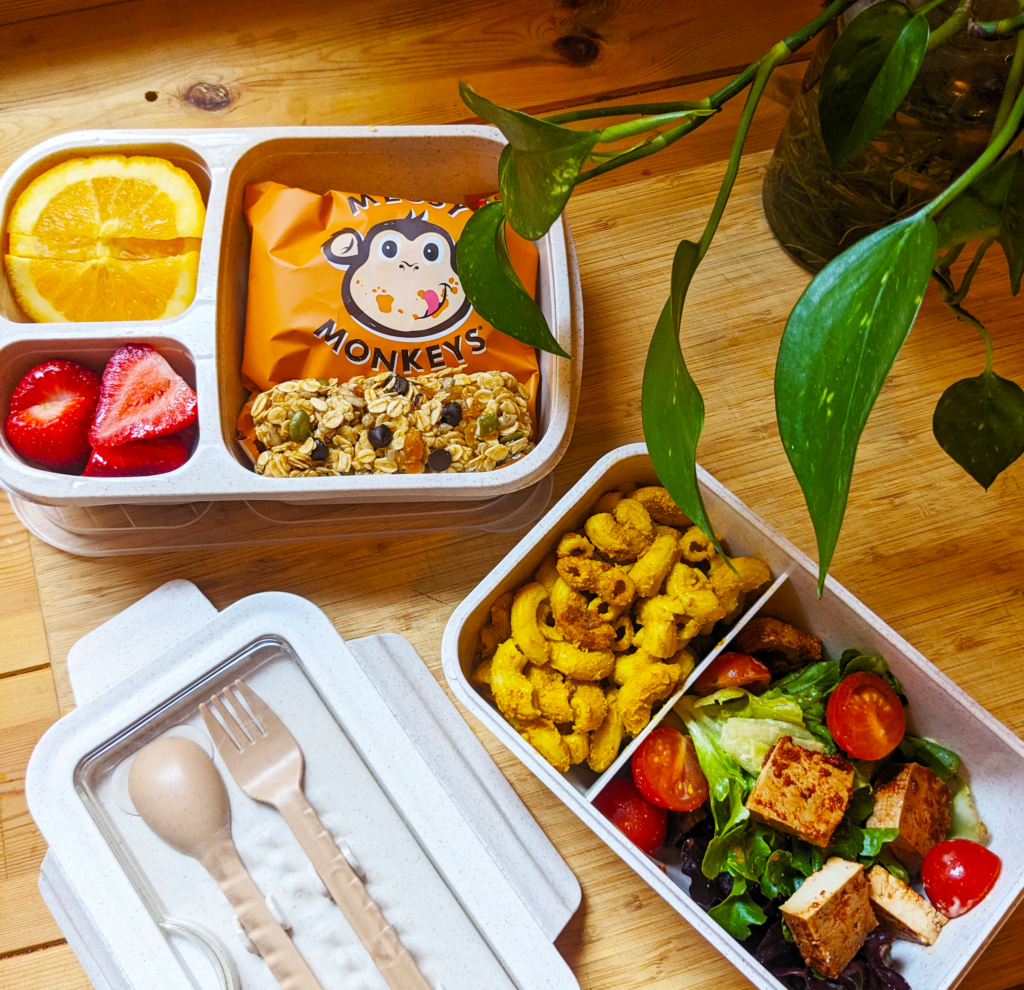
[128,736,323,990]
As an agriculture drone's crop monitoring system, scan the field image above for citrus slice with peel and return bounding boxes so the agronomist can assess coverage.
[4,154,205,322]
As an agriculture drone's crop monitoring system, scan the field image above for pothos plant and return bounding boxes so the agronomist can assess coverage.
[456,0,1024,593]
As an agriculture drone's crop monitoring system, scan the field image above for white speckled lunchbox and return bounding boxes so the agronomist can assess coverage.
[441,443,1024,990]
[0,127,582,506]
[27,580,582,990]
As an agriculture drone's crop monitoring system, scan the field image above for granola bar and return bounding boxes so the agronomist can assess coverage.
[251,368,534,477]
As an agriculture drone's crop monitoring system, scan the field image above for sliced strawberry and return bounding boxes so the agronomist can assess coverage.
[5,359,101,470]
[89,344,197,446]
[84,434,191,477]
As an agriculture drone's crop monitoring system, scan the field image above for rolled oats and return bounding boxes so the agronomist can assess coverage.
[252,368,535,478]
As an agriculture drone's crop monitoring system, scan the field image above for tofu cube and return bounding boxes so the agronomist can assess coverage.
[865,764,951,871]
[781,857,878,978]
[867,865,948,945]
[745,736,854,847]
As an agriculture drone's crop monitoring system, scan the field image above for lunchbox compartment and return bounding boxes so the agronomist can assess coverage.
[0,334,198,475]
[441,443,1024,990]
[0,142,212,325]
[215,132,572,481]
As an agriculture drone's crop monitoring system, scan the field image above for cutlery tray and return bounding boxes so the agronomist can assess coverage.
[28,581,581,990]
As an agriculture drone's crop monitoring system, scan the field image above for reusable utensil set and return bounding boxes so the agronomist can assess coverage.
[130,680,430,990]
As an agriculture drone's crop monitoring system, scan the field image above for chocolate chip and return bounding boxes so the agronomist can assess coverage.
[427,448,452,472]
[387,374,409,395]
[310,439,329,461]
[367,424,393,449]
[440,401,462,426]
[413,393,423,409]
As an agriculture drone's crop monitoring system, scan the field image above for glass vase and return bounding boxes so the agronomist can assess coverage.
[762,0,1017,273]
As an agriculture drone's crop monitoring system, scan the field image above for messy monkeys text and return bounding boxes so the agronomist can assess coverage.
[312,319,486,374]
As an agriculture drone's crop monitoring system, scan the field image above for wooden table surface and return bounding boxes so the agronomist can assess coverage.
[2,1,1023,988]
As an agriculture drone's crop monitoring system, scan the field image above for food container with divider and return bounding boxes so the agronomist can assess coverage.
[441,442,1024,990]
[0,126,582,506]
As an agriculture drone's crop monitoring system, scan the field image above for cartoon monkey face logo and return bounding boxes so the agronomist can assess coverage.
[322,213,472,340]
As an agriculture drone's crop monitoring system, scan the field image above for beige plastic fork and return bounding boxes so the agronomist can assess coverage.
[200,680,433,990]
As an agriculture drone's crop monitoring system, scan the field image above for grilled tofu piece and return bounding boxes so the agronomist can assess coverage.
[745,736,854,847]
[781,858,878,978]
[867,865,948,945]
[865,764,951,871]
[732,616,823,677]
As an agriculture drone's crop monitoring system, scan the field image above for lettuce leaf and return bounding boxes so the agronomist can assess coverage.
[830,823,900,862]
[898,735,961,779]
[707,875,768,939]
[719,717,825,775]
[693,687,806,725]
[946,779,989,844]
[761,660,842,752]
[839,648,904,697]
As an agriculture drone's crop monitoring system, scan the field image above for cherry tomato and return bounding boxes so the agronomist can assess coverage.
[593,776,667,855]
[692,652,772,695]
[825,671,905,760]
[631,727,709,811]
[922,839,1001,918]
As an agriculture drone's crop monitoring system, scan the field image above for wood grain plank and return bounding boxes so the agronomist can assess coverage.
[0,0,823,175]
[0,669,61,955]
[0,942,90,990]
[0,498,50,678]
[0,0,129,28]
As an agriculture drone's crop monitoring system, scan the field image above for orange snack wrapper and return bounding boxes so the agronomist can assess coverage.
[240,181,540,390]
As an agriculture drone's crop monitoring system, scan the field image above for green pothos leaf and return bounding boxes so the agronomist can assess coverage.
[818,0,929,168]
[932,368,1024,488]
[776,213,936,592]
[459,81,600,240]
[642,240,728,560]
[457,201,570,358]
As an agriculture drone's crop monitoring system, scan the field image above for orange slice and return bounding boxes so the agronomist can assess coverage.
[4,155,205,322]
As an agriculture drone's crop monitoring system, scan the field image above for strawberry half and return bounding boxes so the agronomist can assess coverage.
[84,434,191,477]
[89,344,197,446]
[5,359,101,470]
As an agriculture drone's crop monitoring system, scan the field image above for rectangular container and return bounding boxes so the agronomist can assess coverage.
[441,442,1024,990]
[0,127,582,506]
[28,581,582,990]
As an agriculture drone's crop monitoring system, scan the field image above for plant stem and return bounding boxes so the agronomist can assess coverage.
[969,9,1024,39]
[698,43,792,260]
[925,84,1024,216]
[927,0,970,51]
[575,0,857,185]
[931,270,993,358]
[597,109,712,145]
[545,100,709,125]
[990,9,1024,138]
[951,236,995,303]
[919,0,955,17]
[936,242,965,271]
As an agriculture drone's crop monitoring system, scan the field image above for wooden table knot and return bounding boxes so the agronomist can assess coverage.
[554,34,601,65]
[183,82,234,112]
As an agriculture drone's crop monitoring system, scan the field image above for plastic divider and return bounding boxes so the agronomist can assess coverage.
[583,569,792,803]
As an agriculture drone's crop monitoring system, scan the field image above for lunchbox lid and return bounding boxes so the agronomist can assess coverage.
[28,580,581,990]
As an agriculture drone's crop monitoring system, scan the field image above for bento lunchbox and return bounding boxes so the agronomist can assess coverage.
[440,442,1024,990]
[0,127,582,506]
